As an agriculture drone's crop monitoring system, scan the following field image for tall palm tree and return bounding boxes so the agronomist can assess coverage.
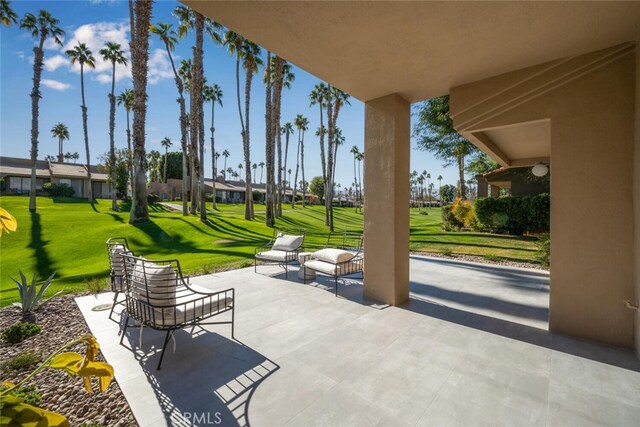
[332,127,345,186]
[50,123,69,163]
[281,122,294,191]
[240,40,262,220]
[238,163,243,179]
[437,175,443,202]
[128,0,153,223]
[258,161,265,184]
[150,21,188,216]
[203,83,222,209]
[116,88,134,195]
[1,0,17,26]
[20,10,64,213]
[350,145,360,204]
[160,137,172,183]
[222,149,230,180]
[100,42,128,211]
[325,87,351,228]
[275,61,295,217]
[147,150,161,182]
[292,114,309,208]
[252,163,257,183]
[66,42,95,202]
[356,151,364,202]
[309,83,329,189]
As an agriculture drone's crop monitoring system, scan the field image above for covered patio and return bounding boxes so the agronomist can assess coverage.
[77,259,640,426]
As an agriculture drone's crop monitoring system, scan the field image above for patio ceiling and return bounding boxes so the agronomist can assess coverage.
[184,1,640,103]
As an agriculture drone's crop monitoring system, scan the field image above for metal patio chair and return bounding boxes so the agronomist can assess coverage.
[254,228,306,279]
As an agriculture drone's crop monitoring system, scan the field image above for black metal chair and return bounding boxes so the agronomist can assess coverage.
[119,254,235,370]
[303,232,364,296]
[254,228,306,279]
[106,237,135,322]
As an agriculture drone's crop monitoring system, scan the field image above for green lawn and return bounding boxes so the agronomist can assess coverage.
[0,196,539,305]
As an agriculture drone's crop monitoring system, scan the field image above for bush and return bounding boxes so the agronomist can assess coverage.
[0,384,41,406]
[2,322,42,344]
[536,233,550,268]
[42,183,74,197]
[0,352,41,373]
[10,271,58,315]
[147,193,160,204]
[451,198,477,229]
[474,193,550,235]
[441,205,464,231]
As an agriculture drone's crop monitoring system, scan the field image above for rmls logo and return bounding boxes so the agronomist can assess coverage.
[181,412,223,425]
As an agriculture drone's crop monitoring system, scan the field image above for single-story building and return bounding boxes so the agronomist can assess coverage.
[477,167,550,198]
[0,156,111,198]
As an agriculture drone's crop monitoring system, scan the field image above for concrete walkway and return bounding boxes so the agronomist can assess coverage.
[76,255,640,426]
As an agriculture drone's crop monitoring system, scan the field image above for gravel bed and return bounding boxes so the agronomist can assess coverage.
[412,251,548,271]
[0,294,137,426]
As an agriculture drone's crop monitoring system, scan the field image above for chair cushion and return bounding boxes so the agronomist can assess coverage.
[304,258,363,276]
[255,250,297,262]
[313,248,355,264]
[131,260,177,307]
[272,235,303,251]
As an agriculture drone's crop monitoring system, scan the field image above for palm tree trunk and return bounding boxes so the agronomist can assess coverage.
[265,54,274,226]
[109,61,118,211]
[80,63,93,202]
[273,57,284,218]
[125,110,133,196]
[458,154,466,200]
[325,96,334,230]
[28,35,45,213]
[301,130,306,208]
[192,12,206,221]
[210,103,217,210]
[283,133,289,205]
[58,137,63,163]
[292,130,301,209]
[244,67,254,220]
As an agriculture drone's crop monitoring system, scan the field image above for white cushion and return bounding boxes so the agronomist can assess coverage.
[313,248,354,264]
[272,235,303,252]
[255,250,297,262]
[304,258,363,276]
[131,260,177,307]
[147,290,234,326]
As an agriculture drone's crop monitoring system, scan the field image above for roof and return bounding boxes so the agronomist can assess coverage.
[49,162,88,178]
[185,1,640,102]
[204,179,294,195]
[0,157,49,178]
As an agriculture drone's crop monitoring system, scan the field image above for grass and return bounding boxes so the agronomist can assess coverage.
[0,195,539,306]
[0,351,41,373]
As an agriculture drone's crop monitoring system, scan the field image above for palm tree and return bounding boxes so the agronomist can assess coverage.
[203,83,222,209]
[350,145,360,204]
[128,0,153,223]
[100,42,127,211]
[287,169,292,190]
[281,122,294,193]
[309,83,329,189]
[1,0,17,26]
[226,167,234,180]
[273,60,294,217]
[240,40,262,219]
[160,137,172,183]
[116,88,134,195]
[20,10,64,212]
[292,114,309,208]
[258,161,265,184]
[150,21,188,216]
[238,163,243,179]
[66,43,96,202]
[44,154,56,162]
[147,150,161,182]
[222,149,230,180]
[50,123,69,163]
[72,152,80,163]
[252,163,257,183]
[356,151,364,202]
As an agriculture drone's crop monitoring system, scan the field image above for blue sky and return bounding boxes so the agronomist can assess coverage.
[0,0,459,190]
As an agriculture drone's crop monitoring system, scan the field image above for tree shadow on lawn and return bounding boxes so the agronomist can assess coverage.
[410,239,538,253]
[28,212,55,280]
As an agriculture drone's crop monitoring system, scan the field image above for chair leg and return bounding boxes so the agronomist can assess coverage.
[157,330,173,370]
[335,276,338,297]
[285,263,288,279]
[108,291,118,322]
[119,314,130,345]
[231,306,235,340]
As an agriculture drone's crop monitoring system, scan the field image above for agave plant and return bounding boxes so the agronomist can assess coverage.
[10,271,59,315]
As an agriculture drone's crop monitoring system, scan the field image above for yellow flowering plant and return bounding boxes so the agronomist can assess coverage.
[0,335,114,426]
[0,207,17,236]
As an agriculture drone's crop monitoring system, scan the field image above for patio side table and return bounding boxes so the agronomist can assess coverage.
[298,252,316,281]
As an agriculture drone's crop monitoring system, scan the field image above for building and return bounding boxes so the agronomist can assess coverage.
[0,156,111,198]
[186,1,640,356]
[476,167,550,198]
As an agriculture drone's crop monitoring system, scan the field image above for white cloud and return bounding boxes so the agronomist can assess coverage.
[16,51,25,59]
[147,48,174,85]
[41,21,173,85]
[42,79,71,91]
[44,54,68,72]
[89,0,119,4]
[43,37,64,51]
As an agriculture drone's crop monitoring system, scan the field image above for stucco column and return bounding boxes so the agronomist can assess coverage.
[634,35,640,357]
[363,93,410,305]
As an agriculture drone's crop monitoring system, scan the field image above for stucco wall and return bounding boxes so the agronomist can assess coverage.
[635,36,640,356]
[451,45,636,348]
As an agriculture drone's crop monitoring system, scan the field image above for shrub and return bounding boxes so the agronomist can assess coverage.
[10,271,59,315]
[1,323,42,344]
[441,205,464,231]
[0,352,41,373]
[474,193,550,235]
[451,198,477,229]
[536,233,550,268]
[42,182,74,197]
[147,193,160,204]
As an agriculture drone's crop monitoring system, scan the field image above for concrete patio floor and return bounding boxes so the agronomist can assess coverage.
[76,255,640,426]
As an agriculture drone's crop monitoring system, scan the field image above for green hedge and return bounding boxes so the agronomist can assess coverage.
[441,205,464,231]
[474,193,550,235]
[42,182,74,197]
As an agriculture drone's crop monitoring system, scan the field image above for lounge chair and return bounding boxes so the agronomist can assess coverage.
[254,228,306,279]
[303,232,364,296]
[106,237,135,323]
[119,254,235,370]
